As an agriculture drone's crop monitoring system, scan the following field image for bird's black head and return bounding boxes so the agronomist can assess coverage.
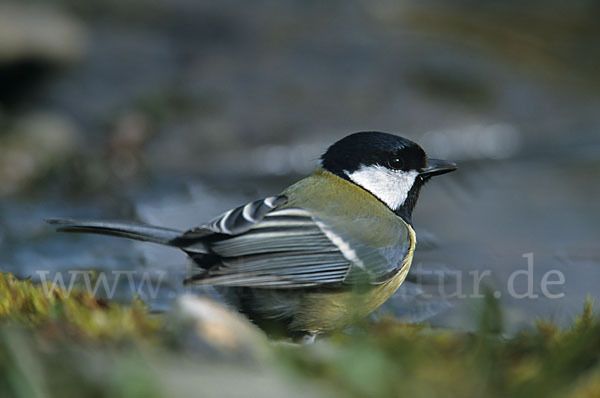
[320,131,456,224]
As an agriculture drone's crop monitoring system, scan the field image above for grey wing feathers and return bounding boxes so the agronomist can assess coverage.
[210,218,335,257]
[182,195,288,238]
[185,207,356,288]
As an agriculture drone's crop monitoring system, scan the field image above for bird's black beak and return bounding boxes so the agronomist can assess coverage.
[419,159,457,177]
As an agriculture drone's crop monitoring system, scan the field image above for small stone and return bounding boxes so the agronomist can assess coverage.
[170,294,270,361]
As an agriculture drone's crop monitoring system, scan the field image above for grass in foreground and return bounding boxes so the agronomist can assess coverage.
[0,272,598,398]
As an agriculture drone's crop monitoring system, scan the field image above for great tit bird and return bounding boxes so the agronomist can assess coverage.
[48,131,456,341]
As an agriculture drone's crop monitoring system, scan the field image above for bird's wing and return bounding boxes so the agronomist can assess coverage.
[180,195,289,239]
[181,199,410,288]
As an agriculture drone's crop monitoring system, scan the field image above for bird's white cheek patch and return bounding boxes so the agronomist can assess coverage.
[345,166,418,211]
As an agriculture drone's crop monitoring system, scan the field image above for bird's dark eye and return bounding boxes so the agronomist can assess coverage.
[387,157,404,170]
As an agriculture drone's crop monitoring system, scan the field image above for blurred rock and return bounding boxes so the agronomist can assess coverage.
[169,294,270,362]
[0,112,80,196]
[0,3,86,65]
[0,3,87,107]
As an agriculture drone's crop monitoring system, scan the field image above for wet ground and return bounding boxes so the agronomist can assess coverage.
[1,0,599,334]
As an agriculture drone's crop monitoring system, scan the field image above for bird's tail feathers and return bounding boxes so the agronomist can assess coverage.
[46,218,185,246]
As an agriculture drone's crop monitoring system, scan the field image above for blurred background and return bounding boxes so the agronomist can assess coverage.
[1,0,599,333]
